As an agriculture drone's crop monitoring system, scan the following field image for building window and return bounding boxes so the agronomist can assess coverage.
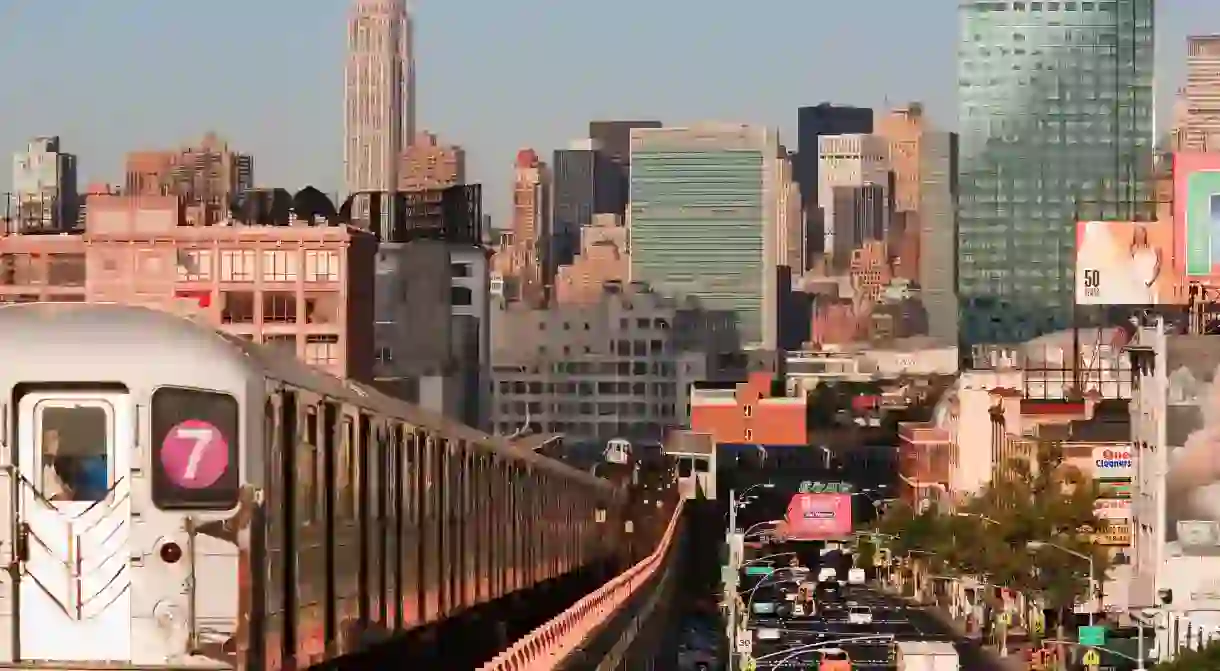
[451,286,473,306]
[744,428,753,441]
[744,405,753,418]
[220,250,257,282]
[221,291,255,323]
[264,334,296,357]
[304,334,340,367]
[176,249,212,281]
[304,250,340,282]
[263,250,298,282]
[262,292,296,323]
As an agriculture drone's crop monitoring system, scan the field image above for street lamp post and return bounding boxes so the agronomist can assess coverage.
[726,483,774,671]
[1026,540,1096,626]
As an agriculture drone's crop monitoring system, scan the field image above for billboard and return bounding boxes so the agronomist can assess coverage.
[1175,152,1220,279]
[1075,220,1179,305]
[780,493,852,541]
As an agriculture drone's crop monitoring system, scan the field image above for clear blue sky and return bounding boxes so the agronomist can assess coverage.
[1,0,1217,226]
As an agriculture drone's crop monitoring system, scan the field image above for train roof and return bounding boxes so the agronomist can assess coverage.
[0,303,611,489]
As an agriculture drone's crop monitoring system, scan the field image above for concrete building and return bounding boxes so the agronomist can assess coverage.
[495,149,551,305]
[491,284,733,444]
[0,194,377,379]
[124,133,253,227]
[1128,325,1220,644]
[629,123,784,349]
[344,0,414,196]
[1181,36,1220,153]
[818,134,891,266]
[918,131,959,342]
[552,139,619,270]
[831,184,887,271]
[588,120,662,215]
[775,151,804,272]
[399,132,465,191]
[554,213,628,305]
[447,244,492,429]
[794,104,874,260]
[10,136,77,232]
[957,0,1154,343]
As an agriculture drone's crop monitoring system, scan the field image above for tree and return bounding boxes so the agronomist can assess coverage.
[1153,640,1220,670]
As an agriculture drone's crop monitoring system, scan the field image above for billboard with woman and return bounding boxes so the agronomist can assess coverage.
[1075,220,1181,305]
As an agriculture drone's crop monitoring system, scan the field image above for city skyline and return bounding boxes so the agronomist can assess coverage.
[1,0,1218,225]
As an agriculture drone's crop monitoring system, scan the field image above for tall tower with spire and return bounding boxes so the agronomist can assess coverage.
[344,0,415,197]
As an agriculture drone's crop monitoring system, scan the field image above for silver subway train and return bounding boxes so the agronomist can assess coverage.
[0,303,621,670]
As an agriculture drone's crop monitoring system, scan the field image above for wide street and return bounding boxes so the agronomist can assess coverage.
[744,585,1020,670]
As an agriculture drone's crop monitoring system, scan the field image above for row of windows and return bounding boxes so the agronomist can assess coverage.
[498,401,677,418]
[970,1,1125,12]
[538,317,672,331]
[177,249,341,283]
[499,380,680,397]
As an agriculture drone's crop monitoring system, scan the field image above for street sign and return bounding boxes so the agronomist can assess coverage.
[1079,626,1107,647]
[1083,648,1101,666]
[744,566,774,576]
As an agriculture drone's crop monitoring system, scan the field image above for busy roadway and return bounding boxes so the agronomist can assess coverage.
[727,568,1013,670]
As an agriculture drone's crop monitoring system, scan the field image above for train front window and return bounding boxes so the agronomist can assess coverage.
[151,386,240,510]
[40,406,109,502]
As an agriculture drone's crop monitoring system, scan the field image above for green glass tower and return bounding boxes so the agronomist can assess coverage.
[956,0,1154,345]
[629,124,781,348]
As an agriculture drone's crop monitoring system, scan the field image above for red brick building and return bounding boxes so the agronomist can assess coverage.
[690,372,807,446]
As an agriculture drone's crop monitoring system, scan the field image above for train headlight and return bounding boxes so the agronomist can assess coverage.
[153,600,182,629]
[159,542,183,564]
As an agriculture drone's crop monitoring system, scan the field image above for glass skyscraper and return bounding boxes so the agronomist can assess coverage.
[956,0,1154,344]
[630,124,781,348]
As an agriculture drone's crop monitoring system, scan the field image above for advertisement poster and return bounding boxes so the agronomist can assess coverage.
[781,493,852,541]
[1175,153,1220,279]
[1075,220,1179,305]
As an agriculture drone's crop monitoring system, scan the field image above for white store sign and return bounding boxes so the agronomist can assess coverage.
[1093,446,1134,478]
[1094,498,1132,519]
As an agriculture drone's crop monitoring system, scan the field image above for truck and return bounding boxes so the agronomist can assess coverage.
[895,640,959,671]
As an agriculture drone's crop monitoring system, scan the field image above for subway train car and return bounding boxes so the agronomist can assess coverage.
[0,303,621,670]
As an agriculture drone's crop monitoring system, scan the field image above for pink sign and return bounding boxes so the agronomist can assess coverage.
[782,493,853,541]
[160,420,229,489]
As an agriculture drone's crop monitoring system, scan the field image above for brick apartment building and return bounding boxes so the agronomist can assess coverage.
[0,194,376,379]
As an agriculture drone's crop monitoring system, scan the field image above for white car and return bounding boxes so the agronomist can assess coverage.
[847,568,866,585]
[818,567,838,583]
[848,605,873,625]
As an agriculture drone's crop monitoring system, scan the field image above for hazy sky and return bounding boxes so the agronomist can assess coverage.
[1,0,1218,225]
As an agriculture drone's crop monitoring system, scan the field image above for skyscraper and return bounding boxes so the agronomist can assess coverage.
[957,0,1153,344]
[1181,35,1220,152]
[344,0,415,196]
[794,104,874,263]
[629,124,783,349]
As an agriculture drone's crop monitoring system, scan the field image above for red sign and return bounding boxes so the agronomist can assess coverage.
[160,419,229,489]
[781,493,853,541]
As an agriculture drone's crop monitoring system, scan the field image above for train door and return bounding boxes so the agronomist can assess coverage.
[16,391,133,662]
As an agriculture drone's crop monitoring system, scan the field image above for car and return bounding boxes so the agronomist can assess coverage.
[818,647,852,671]
[848,604,874,625]
[818,566,838,582]
[847,567,866,584]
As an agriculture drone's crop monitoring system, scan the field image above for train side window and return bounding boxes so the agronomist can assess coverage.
[150,386,240,510]
[299,406,318,524]
[337,417,355,519]
[677,457,692,478]
[694,457,709,473]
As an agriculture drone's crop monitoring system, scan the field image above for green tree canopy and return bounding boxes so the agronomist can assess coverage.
[1154,640,1220,670]
[882,439,1112,611]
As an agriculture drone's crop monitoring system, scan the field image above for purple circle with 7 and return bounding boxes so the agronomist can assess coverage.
[160,420,229,489]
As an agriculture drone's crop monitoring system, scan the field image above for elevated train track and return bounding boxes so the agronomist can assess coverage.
[0,303,673,671]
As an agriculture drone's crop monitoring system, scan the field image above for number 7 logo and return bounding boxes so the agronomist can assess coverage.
[174,427,213,481]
